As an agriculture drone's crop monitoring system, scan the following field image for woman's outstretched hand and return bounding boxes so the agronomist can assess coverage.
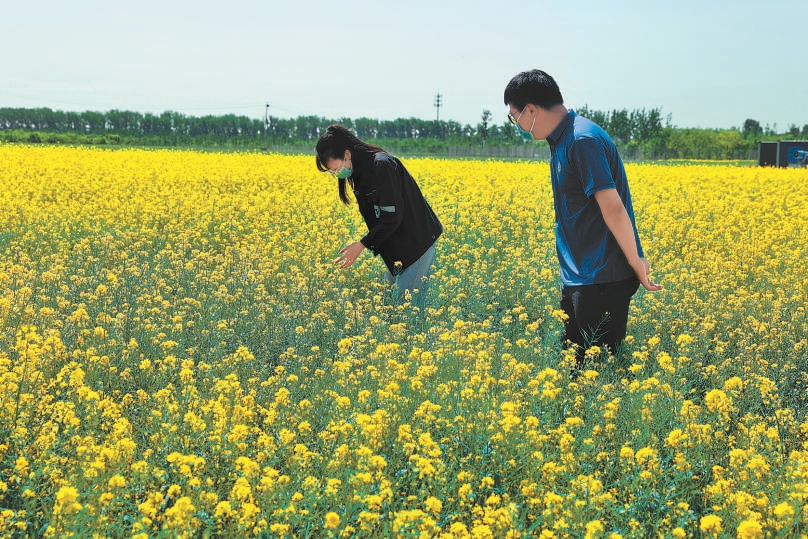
[335,241,365,269]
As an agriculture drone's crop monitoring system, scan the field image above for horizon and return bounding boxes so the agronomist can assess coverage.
[1,104,801,133]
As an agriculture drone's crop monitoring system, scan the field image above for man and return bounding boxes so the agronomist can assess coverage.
[504,69,662,369]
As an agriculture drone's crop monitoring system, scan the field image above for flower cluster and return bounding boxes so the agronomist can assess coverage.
[0,145,807,537]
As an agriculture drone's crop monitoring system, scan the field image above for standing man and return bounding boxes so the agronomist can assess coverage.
[504,69,662,370]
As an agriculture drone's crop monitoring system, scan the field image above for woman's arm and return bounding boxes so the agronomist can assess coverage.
[358,156,404,253]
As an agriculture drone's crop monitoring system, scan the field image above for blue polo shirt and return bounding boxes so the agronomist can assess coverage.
[547,109,644,286]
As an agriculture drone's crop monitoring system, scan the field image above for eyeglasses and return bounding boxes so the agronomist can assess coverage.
[507,105,527,125]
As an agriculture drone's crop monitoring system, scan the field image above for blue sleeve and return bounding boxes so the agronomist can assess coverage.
[571,135,646,259]
[569,136,616,197]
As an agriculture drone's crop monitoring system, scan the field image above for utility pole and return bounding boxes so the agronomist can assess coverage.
[262,103,270,151]
[434,92,442,122]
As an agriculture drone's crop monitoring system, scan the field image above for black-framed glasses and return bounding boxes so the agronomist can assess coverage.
[507,105,527,125]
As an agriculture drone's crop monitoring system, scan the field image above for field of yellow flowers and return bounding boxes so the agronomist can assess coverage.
[1,144,807,538]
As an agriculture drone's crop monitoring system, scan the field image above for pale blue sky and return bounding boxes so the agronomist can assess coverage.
[2,0,806,130]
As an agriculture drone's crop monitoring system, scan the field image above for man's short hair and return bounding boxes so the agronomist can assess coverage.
[504,69,564,111]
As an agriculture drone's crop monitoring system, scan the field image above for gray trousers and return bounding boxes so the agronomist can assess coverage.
[384,243,437,306]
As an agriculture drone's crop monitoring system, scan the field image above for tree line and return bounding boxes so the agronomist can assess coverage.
[1,106,806,160]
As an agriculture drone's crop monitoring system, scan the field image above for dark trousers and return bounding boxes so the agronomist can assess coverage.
[560,277,640,366]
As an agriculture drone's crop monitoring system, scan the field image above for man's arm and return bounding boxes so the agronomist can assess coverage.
[594,188,662,291]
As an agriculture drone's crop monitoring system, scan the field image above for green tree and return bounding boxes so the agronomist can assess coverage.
[715,129,745,158]
[82,111,106,134]
[479,110,492,143]
[630,108,663,146]
[354,117,380,140]
[742,118,762,138]
[608,109,632,145]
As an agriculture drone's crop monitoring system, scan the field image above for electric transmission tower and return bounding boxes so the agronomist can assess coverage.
[262,103,270,151]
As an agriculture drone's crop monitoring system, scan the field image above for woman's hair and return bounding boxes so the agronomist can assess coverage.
[503,69,564,112]
[316,124,386,205]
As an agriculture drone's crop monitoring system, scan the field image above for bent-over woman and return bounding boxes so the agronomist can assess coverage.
[315,125,442,305]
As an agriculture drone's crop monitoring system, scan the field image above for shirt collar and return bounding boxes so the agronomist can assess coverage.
[546,108,576,146]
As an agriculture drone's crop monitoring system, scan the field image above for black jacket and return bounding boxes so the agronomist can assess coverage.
[351,152,442,274]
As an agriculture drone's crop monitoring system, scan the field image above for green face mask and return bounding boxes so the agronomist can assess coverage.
[516,117,536,141]
[335,165,352,179]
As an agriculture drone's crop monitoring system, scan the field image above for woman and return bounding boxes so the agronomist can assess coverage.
[315,125,442,305]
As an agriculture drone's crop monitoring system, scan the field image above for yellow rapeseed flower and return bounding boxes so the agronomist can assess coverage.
[55,486,78,506]
[4,145,808,537]
[324,511,340,529]
[736,519,763,539]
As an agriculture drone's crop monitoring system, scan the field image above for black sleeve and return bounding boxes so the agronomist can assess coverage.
[360,157,404,252]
